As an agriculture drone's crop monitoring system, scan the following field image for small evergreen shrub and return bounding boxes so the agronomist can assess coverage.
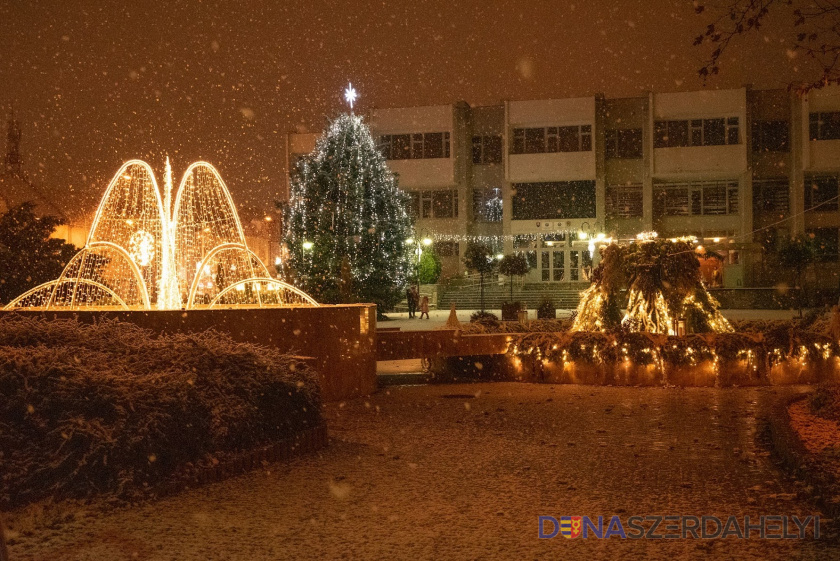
[538,298,556,319]
[470,311,499,323]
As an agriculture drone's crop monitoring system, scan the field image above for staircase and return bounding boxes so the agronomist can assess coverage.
[437,282,584,310]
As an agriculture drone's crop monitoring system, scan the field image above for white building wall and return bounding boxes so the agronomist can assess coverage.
[369,104,457,189]
[506,97,597,183]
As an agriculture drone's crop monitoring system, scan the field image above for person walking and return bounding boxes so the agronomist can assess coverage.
[407,286,417,318]
[419,295,430,320]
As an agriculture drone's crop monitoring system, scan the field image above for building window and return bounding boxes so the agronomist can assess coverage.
[512,181,596,220]
[541,233,566,247]
[514,235,537,269]
[654,117,740,148]
[434,241,459,257]
[605,184,643,218]
[805,175,840,212]
[378,132,451,160]
[809,112,840,141]
[430,190,458,218]
[654,120,688,148]
[407,191,420,218]
[653,181,740,217]
[752,120,790,152]
[525,128,545,153]
[510,125,593,154]
[581,125,592,151]
[409,190,460,218]
[472,188,503,222]
[553,251,565,281]
[809,228,840,262]
[471,135,502,164]
[753,179,790,214]
[605,129,643,158]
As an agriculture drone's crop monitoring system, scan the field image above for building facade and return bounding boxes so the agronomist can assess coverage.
[286,86,840,289]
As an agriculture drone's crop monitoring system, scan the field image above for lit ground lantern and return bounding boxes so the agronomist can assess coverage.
[5,160,318,310]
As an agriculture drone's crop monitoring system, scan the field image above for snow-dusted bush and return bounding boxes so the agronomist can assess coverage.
[0,316,321,507]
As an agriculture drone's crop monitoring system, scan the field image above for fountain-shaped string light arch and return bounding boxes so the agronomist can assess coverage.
[4,160,318,310]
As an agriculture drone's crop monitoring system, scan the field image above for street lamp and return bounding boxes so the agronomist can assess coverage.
[408,230,432,290]
[302,241,313,250]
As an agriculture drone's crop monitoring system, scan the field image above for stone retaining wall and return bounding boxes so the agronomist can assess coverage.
[0,305,377,402]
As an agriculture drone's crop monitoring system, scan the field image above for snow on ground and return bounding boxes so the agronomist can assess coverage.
[7,383,836,560]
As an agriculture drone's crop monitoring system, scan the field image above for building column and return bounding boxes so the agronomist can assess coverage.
[741,86,754,245]
[595,94,606,239]
[791,92,806,236]
[642,91,654,232]
[502,101,514,255]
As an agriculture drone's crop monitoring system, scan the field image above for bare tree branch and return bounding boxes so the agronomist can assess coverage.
[695,0,840,92]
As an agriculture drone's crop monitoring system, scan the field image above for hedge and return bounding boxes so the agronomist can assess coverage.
[0,316,321,508]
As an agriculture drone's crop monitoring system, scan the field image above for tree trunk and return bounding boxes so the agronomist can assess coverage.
[797,268,805,318]
[480,272,485,313]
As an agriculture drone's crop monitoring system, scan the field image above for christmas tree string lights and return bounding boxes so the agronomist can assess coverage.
[285,111,413,311]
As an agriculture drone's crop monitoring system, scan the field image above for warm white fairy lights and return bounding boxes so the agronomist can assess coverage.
[5,160,318,310]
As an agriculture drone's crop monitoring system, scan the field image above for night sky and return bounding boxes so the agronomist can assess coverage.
[0,0,810,220]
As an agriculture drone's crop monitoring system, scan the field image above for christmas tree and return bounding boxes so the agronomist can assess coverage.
[285,113,413,312]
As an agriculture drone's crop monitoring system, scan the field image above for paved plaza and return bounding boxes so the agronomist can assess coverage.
[8,383,837,560]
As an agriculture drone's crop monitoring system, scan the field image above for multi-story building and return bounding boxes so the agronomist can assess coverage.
[284,86,840,290]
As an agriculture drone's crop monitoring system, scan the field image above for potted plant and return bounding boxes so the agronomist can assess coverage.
[499,253,530,320]
[538,297,556,319]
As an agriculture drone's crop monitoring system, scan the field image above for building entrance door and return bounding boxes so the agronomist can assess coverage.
[540,250,566,282]
[539,248,593,282]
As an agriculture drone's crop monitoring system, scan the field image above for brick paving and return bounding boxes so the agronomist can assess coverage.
[8,383,838,560]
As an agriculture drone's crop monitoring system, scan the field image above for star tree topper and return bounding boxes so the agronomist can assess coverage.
[344,83,358,111]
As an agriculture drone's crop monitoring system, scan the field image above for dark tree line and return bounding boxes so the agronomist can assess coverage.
[0,202,76,304]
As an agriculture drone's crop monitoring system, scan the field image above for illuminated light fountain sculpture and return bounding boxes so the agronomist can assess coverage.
[5,160,318,310]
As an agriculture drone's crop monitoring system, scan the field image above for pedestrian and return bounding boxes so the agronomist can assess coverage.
[419,295,430,319]
[406,286,416,318]
[411,286,420,316]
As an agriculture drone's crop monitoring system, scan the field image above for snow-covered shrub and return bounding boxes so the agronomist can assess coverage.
[0,316,321,507]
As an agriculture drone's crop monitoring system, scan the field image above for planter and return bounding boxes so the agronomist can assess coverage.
[716,359,766,387]
[664,360,717,387]
[613,361,662,386]
[537,305,556,319]
[561,361,608,384]
[768,358,840,385]
[501,301,525,320]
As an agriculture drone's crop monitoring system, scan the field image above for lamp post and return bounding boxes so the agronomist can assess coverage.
[407,232,432,291]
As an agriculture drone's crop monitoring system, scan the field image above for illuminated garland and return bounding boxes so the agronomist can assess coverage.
[571,232,732,334]
[507,329,840,385]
